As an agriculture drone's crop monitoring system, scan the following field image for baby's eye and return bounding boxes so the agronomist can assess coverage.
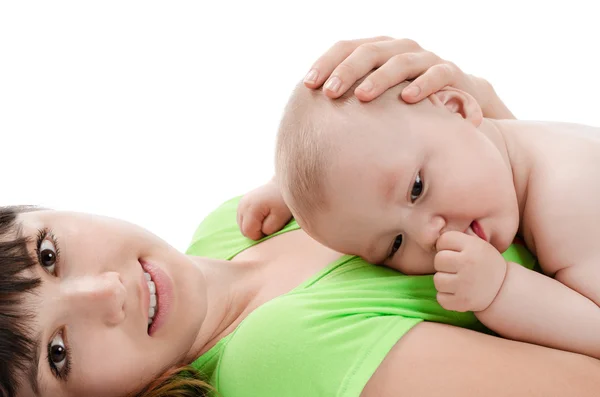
[410,173,423,202]
[389,234,403,258]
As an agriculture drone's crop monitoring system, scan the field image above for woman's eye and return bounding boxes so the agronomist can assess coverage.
[39,238,58,275]
[410,173,423,202]
[389,234,403,258]
[49,333,68,373]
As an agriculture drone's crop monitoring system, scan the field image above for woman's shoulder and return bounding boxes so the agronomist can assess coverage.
[210,244,535,397]
[211,260,484,397]
[185,196,247,259]
[213,291,420,396]
[185,196,300,260]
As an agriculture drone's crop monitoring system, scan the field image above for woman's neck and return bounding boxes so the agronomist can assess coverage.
[184,255,266,362]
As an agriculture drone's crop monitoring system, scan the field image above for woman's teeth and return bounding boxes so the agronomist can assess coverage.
[144,271,158,325]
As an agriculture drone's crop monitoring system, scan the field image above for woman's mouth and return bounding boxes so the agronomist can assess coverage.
[140,260,173,337]
[144,271,158,327]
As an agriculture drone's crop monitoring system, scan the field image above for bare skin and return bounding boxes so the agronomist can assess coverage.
[474,119,600,356]
[242,35,600,361]
[8,35,598,397]
[13,210,339,397]
[15,208,600,396]
[361,321,600,397]
[277,84,600,360]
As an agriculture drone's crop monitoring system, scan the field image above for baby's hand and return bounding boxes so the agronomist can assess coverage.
[237,179,292,240]
[433,231,507,313]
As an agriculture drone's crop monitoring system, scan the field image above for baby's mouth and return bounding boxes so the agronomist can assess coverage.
[467,220,487,242]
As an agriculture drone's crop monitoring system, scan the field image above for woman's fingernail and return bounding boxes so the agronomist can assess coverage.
[403,85,421,97]
[324,76,341,93]
[357,79,374,93]
[304,69,319,84]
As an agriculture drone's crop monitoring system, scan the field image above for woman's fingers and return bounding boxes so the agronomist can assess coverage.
[319,39,422,98]
[401,62,461,103]
[303,36,393,90]
[318,39,426,98]
[304,36,479,106]
[353,51,441,101]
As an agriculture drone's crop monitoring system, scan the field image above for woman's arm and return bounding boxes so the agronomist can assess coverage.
[305,36,515,120]
[361,322,600,397]
[476,77,516,119]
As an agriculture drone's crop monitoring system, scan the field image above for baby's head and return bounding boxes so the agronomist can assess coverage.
[275,75,519,274]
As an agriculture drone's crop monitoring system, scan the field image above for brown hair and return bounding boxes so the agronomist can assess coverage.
[0,206,214,397]
[130,365,214,397]
[0,206,43,397]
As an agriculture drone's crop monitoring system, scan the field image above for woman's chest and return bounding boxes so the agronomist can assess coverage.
[234,229,343,300]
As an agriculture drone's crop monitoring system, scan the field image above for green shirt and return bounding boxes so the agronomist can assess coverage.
[187,196,536,396]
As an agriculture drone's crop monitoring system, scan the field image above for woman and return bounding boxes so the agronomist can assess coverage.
[3,38,600,397]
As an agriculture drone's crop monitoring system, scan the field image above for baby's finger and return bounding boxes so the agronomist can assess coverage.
[262,210,291,236]
[435,230,468,253]
[236,210,243,231]
[401,63,459,103]
[237,213,244,234]
[433,250,459,273]
[241,212,265,241]
[236,201,248,230]
[433,272,457,294]
[355,51,439,101]
[436,292,457,311]
[304,36,393,90]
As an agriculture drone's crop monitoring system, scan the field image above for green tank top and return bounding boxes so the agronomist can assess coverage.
[187,196,536,397]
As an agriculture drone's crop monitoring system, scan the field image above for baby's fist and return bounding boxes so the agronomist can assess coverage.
[237,179,292,240]
[433,231,507,312]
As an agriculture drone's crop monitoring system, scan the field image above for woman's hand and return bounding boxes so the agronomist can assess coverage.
[237,178,292,240]
[303,36,514,119]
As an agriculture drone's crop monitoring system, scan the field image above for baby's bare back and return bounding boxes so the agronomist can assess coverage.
[517,121,600,303]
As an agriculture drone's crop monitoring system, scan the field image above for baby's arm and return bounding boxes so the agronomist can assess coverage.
[435,231,600,359]
[476,261,600,359]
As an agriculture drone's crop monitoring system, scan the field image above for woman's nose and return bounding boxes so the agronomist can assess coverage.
[61,272,126,326]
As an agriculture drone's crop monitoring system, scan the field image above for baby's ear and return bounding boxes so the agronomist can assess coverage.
[428,87,483,127]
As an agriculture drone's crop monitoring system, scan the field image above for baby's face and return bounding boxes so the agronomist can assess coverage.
[300,109,519,274]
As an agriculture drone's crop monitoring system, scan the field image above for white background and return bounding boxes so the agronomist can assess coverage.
[1,1,598,251]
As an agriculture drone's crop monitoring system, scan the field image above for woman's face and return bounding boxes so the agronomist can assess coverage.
[15,210,207,397]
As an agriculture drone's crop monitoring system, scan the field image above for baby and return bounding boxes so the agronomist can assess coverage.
[274,76,600,359]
